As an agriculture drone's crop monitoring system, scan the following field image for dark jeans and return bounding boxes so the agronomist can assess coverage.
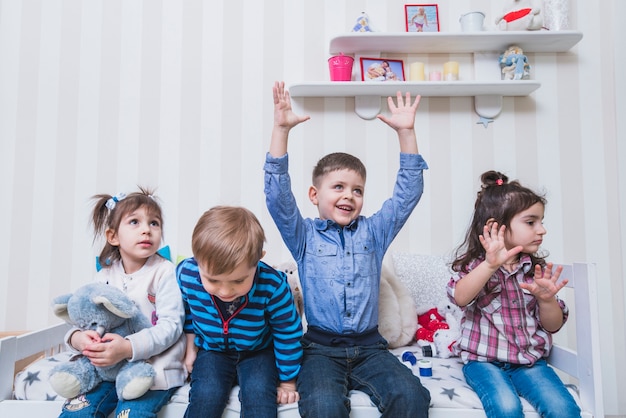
[296,336,430,418]
[184,347,279,418]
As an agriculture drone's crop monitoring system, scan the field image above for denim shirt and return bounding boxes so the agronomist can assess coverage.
[264,152,428,335]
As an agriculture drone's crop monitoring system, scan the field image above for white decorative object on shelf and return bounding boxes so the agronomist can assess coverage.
[543,0,570,30]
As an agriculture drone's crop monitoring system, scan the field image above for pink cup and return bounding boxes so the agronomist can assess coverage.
[328,53,354,81]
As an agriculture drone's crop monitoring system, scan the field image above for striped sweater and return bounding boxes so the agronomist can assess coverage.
[176,258,303,381]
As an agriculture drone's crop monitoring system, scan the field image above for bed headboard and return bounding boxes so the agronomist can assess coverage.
[0,323,70,401]
[548,263,603,417]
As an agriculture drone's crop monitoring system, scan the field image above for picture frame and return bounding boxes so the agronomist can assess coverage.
[360,57,405,82]
[405,4,440,32]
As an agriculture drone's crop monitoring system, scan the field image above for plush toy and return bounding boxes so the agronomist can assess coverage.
[378,262,418,348]
[48,282,156,400]
[432,305,461,359]
[495,0,544,31]
[500,45,530,80]
[415,306,449,344]
[274,261,307,332]
[437,301,462,325]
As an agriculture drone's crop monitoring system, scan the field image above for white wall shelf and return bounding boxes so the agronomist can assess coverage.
[328,31,583,54]
[288,31,582,120]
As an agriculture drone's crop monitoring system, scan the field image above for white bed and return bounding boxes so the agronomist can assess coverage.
[0,260,604,417]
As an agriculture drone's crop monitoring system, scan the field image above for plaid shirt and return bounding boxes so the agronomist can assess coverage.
[447,255,568,365]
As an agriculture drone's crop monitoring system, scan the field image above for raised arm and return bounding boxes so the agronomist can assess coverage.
[269,81,310,157]
[376,92,421,154]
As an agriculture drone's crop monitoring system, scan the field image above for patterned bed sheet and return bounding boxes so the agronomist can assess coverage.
[14,343,581,414]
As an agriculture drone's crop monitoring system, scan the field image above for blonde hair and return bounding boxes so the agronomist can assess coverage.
[192,206,265,275]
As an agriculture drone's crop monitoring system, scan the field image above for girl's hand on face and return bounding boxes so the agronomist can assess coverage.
[479,222,522,270]
[520,263,568,301]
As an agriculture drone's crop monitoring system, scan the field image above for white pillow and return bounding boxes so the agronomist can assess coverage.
[14,351,73,400]
[391,253,452,310]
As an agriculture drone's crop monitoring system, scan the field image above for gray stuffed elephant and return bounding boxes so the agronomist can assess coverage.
[49,282,156,400]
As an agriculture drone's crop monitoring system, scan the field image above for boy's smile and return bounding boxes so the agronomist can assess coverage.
[309,169,365,227]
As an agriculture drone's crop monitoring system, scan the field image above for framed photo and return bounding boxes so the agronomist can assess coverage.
[360,58,405,82]
[405,4,440,32]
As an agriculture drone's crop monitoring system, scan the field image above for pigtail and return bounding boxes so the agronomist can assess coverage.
[91,194,114,240]
[89,193,119,268]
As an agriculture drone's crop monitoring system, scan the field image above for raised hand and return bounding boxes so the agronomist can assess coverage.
[376,91,421,131]
[520,263,568,302]
[273,81,310,130]
[479,222,522,270]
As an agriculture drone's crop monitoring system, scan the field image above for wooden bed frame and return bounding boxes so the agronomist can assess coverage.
[0,263,604,417]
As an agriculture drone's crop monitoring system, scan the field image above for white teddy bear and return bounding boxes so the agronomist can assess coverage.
[432,301,462,359]
[274,261,307,332]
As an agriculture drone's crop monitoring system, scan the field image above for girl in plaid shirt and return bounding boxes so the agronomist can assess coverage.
[447,171,580,418]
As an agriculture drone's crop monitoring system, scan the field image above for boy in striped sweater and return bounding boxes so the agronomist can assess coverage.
[177,206,303,418]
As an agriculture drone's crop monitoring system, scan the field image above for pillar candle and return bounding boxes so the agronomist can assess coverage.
[409,62,425,81]
[443,61,459,80]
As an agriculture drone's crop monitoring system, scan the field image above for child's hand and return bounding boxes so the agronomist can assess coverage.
[183,347,198,375]
[82,333,132,368]
[520,263,568,301]
[69,329,101,351]
[276,379,299,404]
[479,222,522,270]
[273,81,310,130]
[377,91,421,132]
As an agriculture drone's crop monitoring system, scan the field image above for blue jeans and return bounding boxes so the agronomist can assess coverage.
[296,336,430,418]
[59,382,177,418]
[463,359,581,418]
[184,347,279,418]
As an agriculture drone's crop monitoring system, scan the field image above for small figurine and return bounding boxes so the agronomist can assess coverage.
[352,12,373,32]
[500,45,530,80]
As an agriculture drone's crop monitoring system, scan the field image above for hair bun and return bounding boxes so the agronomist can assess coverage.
[481,170,508,188]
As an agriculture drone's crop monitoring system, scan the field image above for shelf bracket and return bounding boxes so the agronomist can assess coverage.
[354,95,380,120]
[474,95,502,119]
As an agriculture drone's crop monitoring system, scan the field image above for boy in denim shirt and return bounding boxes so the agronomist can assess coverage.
[264,81,431,418]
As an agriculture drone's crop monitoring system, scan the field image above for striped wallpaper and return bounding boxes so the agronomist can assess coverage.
[0,0,623,414]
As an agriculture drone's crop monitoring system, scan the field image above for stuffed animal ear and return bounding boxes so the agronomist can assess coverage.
[51,294,72,323]
[92,295,134,319]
